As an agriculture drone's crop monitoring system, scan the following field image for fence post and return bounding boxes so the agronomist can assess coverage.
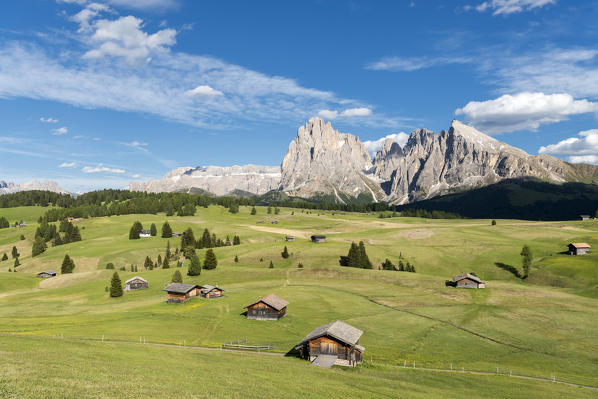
[510,370,512,377]
[404,360,406,368]
[413,361,415,369]
[102,335,104,342]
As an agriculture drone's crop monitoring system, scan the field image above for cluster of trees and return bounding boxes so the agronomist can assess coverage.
[0,217,9,228]
[398,209,463,219]
[180,227,240,253]
[339,241,373,269]
[32,220,82,257]
[128,221,157,239]
[266,206,280,215]
[0,190,73,208]
[1,247,21,271]
[187,249,218,276]
[381,258,416,272]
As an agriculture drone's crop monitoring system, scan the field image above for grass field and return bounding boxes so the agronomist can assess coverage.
[0,205,597,397]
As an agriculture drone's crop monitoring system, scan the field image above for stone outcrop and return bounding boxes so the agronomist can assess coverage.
[0,180,68,195]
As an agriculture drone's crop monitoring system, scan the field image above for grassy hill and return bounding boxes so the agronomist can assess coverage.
[0,205,597,397]
[397,178,598,220]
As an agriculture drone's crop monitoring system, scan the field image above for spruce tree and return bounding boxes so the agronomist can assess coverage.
[234,255,239,263]
[358,241,373,269]
[52,234,63,247]
[251,207,257,215]
[269,260,274,269]
[520,245,532,278]
[267,206,272,214]
[183,246,196,259]
[109,272,123,297]
[162,256,170,269]
[61,254,75,274]
[229,203,239,214]
[129,221,143,239]
[32,237,47,257]
[171,270,183,283]
[166,241,171,260]
[69,226,82,242]
[59,219,69,232]
[144,256,153,270]
[11,246,18,259]
[187,254,202,276]
[347,242,360,268]
[274,207,280,215]
[157,254,162,267]
[1,253,7,261]
[20,235,25,241]
[14,257,20,267]
[225,236,231,246]
[181,228,195,250]
[398,260,404,271]
[382,258,394,270]
[161,222,173,238]
[106,263,114,269]
[203,249,217,270]
[150,223,157,237]
[297,263,303,268]
[233,235,241,245]
[281,246,289,259]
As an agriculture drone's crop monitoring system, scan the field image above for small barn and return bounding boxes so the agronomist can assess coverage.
[124,276,148,291]
[163,283,200,303]
[139,229,151,238]
[285,235,295,242]
[171,232,182,237]
[568,242,591,255]
[453,273,486,289]
[36,270,56,278]
[311,235,326,243]
[245,293,289,320]
[579,215,591,221]
[199,284,224,299]
[295,320,364,367]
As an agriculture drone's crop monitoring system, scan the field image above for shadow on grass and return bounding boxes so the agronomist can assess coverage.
[494,262,522,279]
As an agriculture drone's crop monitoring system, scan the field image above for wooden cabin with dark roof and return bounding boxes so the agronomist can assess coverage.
[452,273,486,289]
[245,293,289,320]
[199,284,224,299]
[568,242,591,255]
[124,276,148,291]
[295,320,364,367]
[36,270,56,278]
[162,283,200,303]
[311,235,326,243]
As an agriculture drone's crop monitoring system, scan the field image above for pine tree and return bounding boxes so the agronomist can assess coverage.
[134,265,138,272]
[229,203,239,214]
[398,260,404,271]
[269,260,274,269]
[187,254,202,276]
[198,228,211,249]
[129,221,143,239]
[166,241,171,260]
[161,221,173,238]
[69,226,82,242]
[267,206,272,214]
[203,249,217,270]
[171,270,183,283]
[382,258,394,270]
[297,263,303,268]
[281,246,289,258]
[59,218,69,232]
[347,242,360,268]
[1,253,7,261]
[211,233,217,248]
[52,234,63,247]
[251,207,257,215]
[520,245,532,278]
[61,254,75,274]
[233,235,240,245]
[20,235,25,241]
[358,241,373,269]
[109,272,123,297]
[225,236,231,246]
[181,228,196,250]
[274,207,280,215]
[157,254,162,267]
[32,237,47,257]
[144,256,153,270]
[183,246,196,259]
[234,255,239,263]
[149,223,157,237]
[106,263,114,269]
[162,256,170,269]
[13,257,20,268]
[11,246,18,259]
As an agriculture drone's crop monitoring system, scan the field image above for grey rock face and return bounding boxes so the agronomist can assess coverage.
[129,164,281,196]
[279,117,381,202]
[0,180,69,195]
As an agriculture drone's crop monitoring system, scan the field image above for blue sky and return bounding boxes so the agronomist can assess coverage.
[1,0,598,192]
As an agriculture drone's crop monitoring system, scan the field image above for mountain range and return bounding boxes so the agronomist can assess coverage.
[0,180,69,195]
[129,118,598,204]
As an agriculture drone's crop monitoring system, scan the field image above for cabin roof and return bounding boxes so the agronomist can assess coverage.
[580,215,591,217]
[38,270,56,275]
[246,293,289,311]
[162,283,198,294]
[311,235,326,239]
[302,320,363,346]
[140,229,151,234]
[570,242,591,249]
[200,284,223,294]
[452,273,483,283]
[125,276,148,284]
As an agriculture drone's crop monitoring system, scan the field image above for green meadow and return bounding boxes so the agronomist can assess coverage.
[0,205,597,398]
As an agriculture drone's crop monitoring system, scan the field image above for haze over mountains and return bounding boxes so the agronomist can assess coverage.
[129,118,598,204]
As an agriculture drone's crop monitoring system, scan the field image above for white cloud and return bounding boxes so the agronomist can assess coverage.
[362,132,409,155]
[82,164,125,174]
[126,140,147,147]
[59,0,178,11]
[58,162,77,168]
[186,85,223,97]
[470,0,555,15]
[366,56,470,72]
[455,92,598,133]
[317,109,338,120]
[40,117,59,123]
[82,15,177,63]
[132,173,141,178]
[539,129,598,158]
[52,126,69,135]
[341,107,373,117]
[71,2,110,32]
[567,155,598,164]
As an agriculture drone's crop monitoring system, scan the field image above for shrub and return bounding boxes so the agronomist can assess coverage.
[106,263,115,270]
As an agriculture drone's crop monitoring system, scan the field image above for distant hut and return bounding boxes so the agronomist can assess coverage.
[311,235,326,243]
[452,273,486,289]
[139,229,151,238]
[36,270,56,278]
[579,215,591,221]
[171,232,183,237]
[245,294,289,320]
[162,283,200,303]
[285,235,295,242]
[124,276,148,291]
[199,284,224,299]
[295,320,364,367]
[568,242,591,255]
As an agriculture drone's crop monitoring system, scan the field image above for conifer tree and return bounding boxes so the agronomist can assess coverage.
[211,233,218,248]
[109,272,123,297]
[297,263,303,268]
[20,235,25,241]
[106,262,114,269]
[181,228,195,250]
[32,237,47,257]
[203,249,217,270]
[129,221,143,239]
[234,255,239,263]
[1,253,7,261]
[61,254,75,274]
[267,206,272,214]
[171,270,183,283]
[274,207,280,215]
[251,207,257,215]
[520,245,532,278]
[281,246,289,258]
[150,223,157,237]
[166,241,171,260]
[69,226,82,242]
[229,203,239,214]
[11,246,18,259]
[233,235,241,245]
[144,256,153,270]
[347,242,360,268]
[14,257,20,267]
[382,258,394,270]
[398,260,404,271]
[161,221,173,238]
[187,254,202,276]
[197,228,210,249]
[269,260,274,268]
[183,246,196,259]
[59,219,69,232]
[52,234,63,247]
[162,256,170,269]
[157,254,162,267]
[225,236,231,246]
[358,241,373,269]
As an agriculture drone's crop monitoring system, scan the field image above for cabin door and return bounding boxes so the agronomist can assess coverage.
[320,342,337,355]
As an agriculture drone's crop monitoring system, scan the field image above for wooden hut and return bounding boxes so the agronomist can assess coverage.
[568,242,591,255]
[199,284,224,298]
[452,273,486,289]
[162,283,200,303]
[285,235,295,242]
[295,320,364,367]
[311,235,326,243]
[579,215,591,221]
[139,229,151,238]
[124,276,148,291]
[36,270,56,278]
[245,293,289,320]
